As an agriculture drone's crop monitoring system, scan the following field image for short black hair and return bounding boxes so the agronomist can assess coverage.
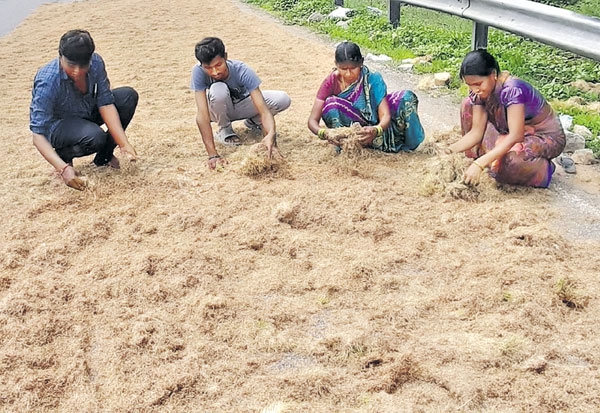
[459,49,500,79]
[59,29,95,66]
[195,37,226,64]
[335,41,363,65]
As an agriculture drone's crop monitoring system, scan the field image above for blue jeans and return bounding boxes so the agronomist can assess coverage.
[49,87,138,165]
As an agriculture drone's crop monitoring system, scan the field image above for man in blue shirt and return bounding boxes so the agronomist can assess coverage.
[30,29,139,190]
[191,37,290,169]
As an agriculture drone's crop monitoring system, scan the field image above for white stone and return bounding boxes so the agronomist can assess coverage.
[328,7,353,20]
[336,20,350,29]
[559,114,573,131]
[417,75,436,90]
[573,124,593,139]
[433,72,451,86]
[398,63,414,71]
[365,53,392,62]
[572,148,596,165]
[413,55,432,64]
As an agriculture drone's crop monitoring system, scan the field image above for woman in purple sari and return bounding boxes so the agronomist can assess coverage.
[308,41,425,152]
[446,50,565,188]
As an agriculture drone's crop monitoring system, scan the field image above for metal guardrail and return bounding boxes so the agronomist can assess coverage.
[335,0,600,61]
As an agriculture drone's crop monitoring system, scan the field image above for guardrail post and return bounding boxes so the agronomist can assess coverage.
[334,0,344,6]
[472,22,489,50]
[389,0,401,28]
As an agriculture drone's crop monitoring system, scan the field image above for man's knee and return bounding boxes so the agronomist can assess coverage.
[276,92,291,112]
[263,91,291,114]
[81,127,108,152]
[208,82,230,103]
[113,87,139,111]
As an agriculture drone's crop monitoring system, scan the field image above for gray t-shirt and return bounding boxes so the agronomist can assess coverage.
[190,59,261,104]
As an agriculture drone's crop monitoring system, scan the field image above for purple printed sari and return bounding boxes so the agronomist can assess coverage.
[461,74,565,187]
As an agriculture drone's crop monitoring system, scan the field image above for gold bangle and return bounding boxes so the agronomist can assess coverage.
[375,125,384,137]
[473,160,485,171]
[317,128,327,140]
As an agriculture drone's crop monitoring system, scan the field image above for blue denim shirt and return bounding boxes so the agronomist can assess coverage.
[29,53,115,137]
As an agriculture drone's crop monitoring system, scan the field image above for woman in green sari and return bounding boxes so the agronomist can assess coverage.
[308,41,425,152]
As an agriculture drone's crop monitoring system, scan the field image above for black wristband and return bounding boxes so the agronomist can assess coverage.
[208,155,221,160]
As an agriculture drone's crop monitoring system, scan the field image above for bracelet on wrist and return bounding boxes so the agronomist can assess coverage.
[375,125,384,137]
[59,164,71,177]
[472,160,485,171]
[317,128,327,140]
[208,155,221,161]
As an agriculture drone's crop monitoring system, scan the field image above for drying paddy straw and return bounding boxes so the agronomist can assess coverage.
[331,122,371,164]
[419,128,498,201]
[237,142,285,177]
[3,0,600,410]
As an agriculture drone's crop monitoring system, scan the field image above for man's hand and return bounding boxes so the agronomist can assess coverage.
[60,165,86,191]
[262,133,284,160]
[120,143,138,161]
[208,155,227,170]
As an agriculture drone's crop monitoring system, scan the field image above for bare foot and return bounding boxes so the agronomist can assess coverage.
[108,156,121,169]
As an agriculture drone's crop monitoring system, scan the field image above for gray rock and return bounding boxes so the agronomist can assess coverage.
[366,6,383,16]
[573,124,593,139]
[307,12,325,23]
[564,131,586,153]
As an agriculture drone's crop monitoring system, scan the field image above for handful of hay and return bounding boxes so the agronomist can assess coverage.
[421,153,483,201]
[418,127,498,201]
[329,122,368,159]
[238,143,284,177]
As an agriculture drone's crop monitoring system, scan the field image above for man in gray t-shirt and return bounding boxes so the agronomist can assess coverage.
[191,37,291,169]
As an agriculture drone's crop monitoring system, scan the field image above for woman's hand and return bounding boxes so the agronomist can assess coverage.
[357,126,377,147]
[438,145,454,156]
[463,161,484,186]
[323,129,344,146]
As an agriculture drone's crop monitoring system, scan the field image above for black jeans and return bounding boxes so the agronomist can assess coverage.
[50,87,138,165]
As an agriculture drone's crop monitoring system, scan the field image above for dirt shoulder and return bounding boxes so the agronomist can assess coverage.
[237,0,600,240]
